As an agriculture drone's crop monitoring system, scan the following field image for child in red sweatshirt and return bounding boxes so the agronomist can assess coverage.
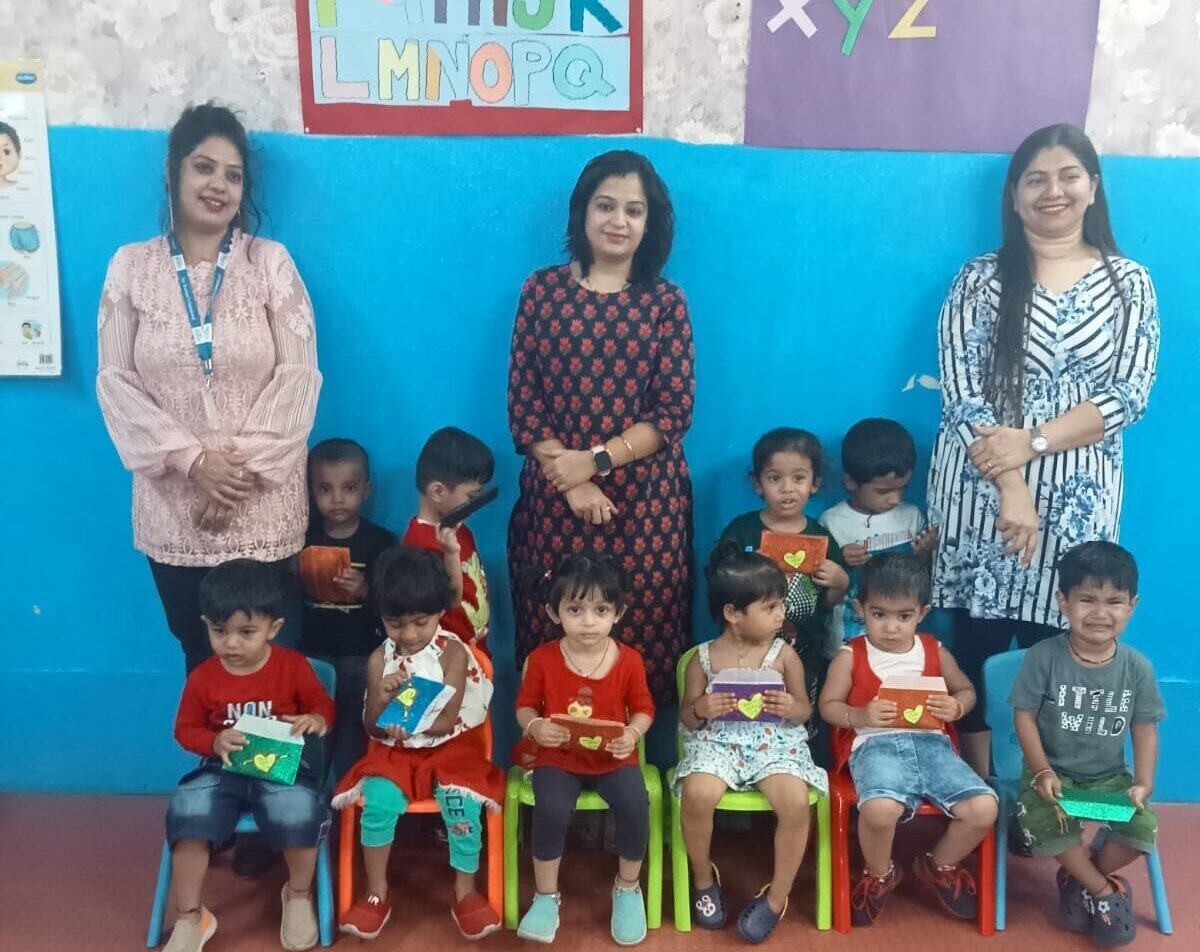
[164,559,335,952]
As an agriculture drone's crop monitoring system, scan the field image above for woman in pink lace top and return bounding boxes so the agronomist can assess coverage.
[97,104,321,672]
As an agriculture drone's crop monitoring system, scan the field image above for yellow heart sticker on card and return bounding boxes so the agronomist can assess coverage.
[783,551,806,570]
[737,693,765,719]
[579,735,603,750]
[397,687,417,709]
[567,701,593,718]
[902,705,924,725]
[252,753,278,773]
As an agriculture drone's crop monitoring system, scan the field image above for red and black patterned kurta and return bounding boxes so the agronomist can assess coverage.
[506,265,695,704]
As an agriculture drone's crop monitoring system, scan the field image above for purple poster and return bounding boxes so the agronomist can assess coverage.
[745,0,1100,152]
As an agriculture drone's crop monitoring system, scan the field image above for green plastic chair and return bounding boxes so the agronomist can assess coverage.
[667,644,832,931]
[502,725,663,930]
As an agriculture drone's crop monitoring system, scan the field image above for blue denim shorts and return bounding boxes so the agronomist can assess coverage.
[165,765,330,851]
[848,732,996,818]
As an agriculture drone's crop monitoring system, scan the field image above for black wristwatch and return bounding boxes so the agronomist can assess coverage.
[591,444,614,476]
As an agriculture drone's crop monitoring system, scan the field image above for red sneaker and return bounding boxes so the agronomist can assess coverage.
[340,893,392,940]
[452,892,501,941]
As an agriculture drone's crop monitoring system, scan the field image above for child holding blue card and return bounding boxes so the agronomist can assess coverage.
[676,543,827,943]
[164,560,335,952]
[335,546,502,942]
[1010,542,1164,948]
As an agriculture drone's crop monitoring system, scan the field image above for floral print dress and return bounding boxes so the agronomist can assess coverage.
[928,254,1159,627]
[506,265,695,704]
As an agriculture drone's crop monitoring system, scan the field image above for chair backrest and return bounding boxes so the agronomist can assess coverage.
[982,648,1028,781]
[674,644,701,760]
[307,657,337,697]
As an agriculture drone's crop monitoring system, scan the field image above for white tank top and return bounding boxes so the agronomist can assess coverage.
[847,636,930,751]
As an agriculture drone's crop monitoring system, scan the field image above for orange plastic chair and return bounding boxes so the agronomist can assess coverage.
[830,770,995,934]
[336,645,504,921]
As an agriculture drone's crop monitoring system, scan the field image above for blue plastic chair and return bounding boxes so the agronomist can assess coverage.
[983,649,1172,934]
[147,658,337,948]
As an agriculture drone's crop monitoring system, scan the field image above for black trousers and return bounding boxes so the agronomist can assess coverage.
[148,556,303,674]
[949,609,1059,733]
[530,765,649,863]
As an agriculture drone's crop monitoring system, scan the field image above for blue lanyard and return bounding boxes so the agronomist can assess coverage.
[166,229,234,382]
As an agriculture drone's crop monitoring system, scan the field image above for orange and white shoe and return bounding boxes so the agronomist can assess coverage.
[163,906,217,952]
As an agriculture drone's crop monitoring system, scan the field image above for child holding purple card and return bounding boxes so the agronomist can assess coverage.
[675,542,828,943]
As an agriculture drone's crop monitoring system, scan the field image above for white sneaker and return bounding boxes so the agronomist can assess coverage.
[280,884,319,951]
[163,907,217,952]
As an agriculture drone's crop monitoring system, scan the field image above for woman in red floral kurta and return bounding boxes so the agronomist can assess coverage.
[506,151,695,704]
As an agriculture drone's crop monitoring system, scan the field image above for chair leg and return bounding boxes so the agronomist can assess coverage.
[646,780,663,930]
[316,838,334,947]
[146,840,173,948]
[831,792,853,933]
[977,826,996,936]
[1146,848,1173,935]
[503,782,521,930]
[337,803,358,920]
[994,789,1009,932]
[486,808,504,919]
[670,792,691,932]
[814,794,832,931]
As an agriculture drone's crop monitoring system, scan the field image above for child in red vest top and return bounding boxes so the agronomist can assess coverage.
[819,553,997,926]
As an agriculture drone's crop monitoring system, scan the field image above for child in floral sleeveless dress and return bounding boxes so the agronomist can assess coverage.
[676,542,828,943]
[335,546,502,942]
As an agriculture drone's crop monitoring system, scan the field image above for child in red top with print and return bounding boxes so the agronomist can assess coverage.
[514,552,655,946]
[401,427,494,653]
[164,560,335,952]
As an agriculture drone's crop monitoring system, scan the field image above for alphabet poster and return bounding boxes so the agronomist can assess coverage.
[0,60,61,377]
[296,0,642,135]
[746,0,1101,152]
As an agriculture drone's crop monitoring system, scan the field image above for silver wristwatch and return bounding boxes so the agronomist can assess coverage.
[1029,426,1050,455]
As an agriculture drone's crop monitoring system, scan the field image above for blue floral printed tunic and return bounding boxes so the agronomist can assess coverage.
[928,254,1160,627]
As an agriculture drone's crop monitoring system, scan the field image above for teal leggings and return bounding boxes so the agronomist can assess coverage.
[359,776,483,874]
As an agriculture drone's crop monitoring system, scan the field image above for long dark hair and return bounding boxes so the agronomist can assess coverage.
[564,150,674,286]
[162,102,262,243]
[992,124,1124,424]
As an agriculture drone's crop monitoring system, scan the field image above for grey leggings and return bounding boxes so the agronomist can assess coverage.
[531,765,649,862]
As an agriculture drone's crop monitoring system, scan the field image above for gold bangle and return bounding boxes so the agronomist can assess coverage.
[618,435,636,462]
[190,450,207,479]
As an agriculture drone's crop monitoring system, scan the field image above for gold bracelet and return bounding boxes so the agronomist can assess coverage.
[618,435,636,462]
[190,449,207,479]
[843,708,853,729]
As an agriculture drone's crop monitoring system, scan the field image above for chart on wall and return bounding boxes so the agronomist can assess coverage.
[746,0,1101,152]
[295,0,643,135]
[0,60,61,377]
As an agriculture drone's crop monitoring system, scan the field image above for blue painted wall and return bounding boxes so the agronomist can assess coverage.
[2,128,1196,797]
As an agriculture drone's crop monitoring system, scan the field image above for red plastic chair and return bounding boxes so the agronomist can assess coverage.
[336,645,503,922]
[830,771,995,934]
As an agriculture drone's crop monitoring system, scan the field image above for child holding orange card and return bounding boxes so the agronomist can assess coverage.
[819,553,996,926]
[514,552,655,945]
[719,428,849,723]
[676,542,828,942]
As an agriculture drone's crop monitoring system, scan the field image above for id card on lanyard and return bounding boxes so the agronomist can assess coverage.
[168,228,233,432]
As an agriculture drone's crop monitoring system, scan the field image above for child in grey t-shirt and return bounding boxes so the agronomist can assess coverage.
[1010,542,1164,949]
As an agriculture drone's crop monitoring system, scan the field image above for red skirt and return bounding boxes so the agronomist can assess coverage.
[332,727,503,811]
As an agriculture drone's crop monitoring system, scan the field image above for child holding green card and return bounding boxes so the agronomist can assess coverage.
[165,559,335,952]
[1010,542,1165,948]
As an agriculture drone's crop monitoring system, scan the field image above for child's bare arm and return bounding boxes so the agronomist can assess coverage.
[817,650,854,726]
[1014,707,1061,801]
[680,653,735,726]
[362,647,391,740]
[1129,722,1158,808]
[927,646,976,722]
[436,524,465,607]
[425,639,468,736]
[767,644,811,724]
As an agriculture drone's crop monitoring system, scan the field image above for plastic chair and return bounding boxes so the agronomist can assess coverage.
[336,645,503,922]
[502,702,663,929]
[147,658,338,948]
[983,649,1173,934]
[830,692,997,936]
[667,644,832,931]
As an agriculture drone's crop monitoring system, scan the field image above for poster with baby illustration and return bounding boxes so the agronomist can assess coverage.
[0,60,61,377]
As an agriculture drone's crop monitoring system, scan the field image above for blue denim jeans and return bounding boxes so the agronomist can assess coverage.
[166,765,330,851]
[848,731,996,818]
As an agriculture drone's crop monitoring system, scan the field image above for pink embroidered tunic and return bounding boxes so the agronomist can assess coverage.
[96,232,321,566]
